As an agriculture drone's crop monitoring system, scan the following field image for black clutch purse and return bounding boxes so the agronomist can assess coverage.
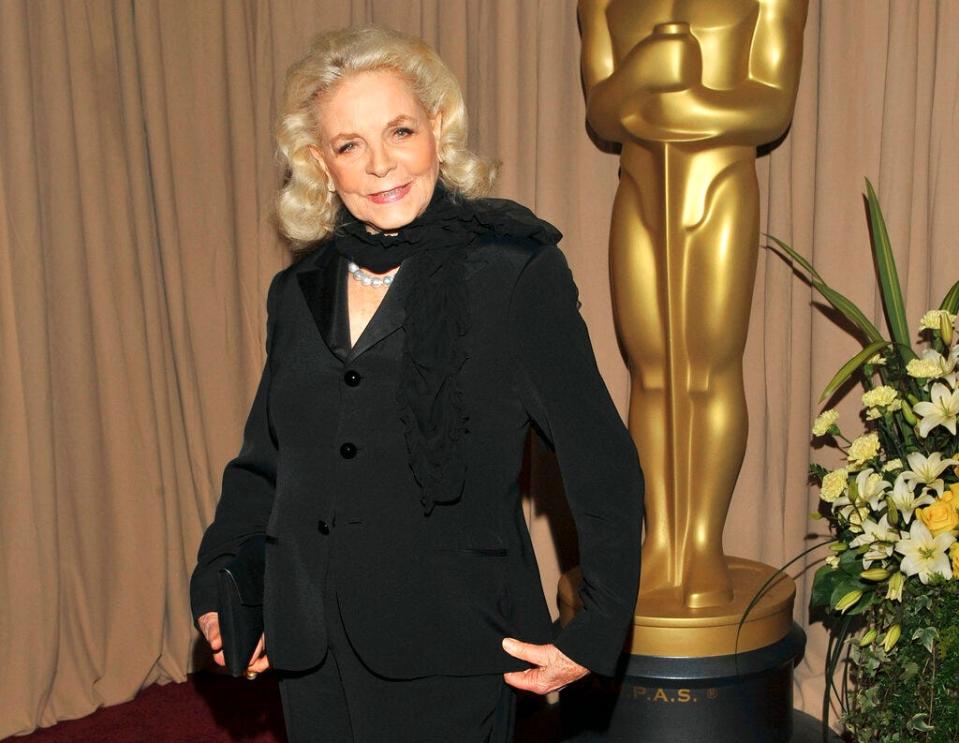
[216,534,266,677]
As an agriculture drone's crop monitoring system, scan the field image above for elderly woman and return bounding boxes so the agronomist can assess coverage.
[190,24,643,743]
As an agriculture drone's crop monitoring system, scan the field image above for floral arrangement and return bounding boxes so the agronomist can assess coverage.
[769,178,959,742]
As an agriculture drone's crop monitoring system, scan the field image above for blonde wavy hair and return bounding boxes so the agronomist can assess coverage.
[274,25,499,251]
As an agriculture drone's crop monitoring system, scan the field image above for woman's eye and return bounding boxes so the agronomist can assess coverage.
[394,127,414,138]
[337,142,356,154]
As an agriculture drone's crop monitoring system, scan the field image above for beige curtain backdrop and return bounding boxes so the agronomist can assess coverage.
[1,0,956,737]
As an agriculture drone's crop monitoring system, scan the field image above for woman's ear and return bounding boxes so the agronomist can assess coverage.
[308,144,334,184]
[308,144,325,171]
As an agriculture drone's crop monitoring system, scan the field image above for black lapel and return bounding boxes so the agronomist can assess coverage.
[296,243,493,364]
[296,246,351,362]
[344,250,432,362]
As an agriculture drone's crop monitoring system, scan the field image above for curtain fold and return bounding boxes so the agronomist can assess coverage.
[1,0,956,736]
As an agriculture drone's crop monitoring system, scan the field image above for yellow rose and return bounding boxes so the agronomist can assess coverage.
[951,544,959,578]
[918,500,959,536]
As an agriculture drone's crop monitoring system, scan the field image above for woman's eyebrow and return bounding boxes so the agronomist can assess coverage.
[330,114,417,142]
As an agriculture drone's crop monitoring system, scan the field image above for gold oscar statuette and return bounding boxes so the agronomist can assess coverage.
[561,0,810,659]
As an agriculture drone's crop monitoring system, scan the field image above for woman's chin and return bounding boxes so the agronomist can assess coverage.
[362,204,421,233]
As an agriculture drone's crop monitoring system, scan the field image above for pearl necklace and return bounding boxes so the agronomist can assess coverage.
[348,261,396,288]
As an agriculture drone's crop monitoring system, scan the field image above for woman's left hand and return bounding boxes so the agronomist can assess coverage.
[500,637,590,694]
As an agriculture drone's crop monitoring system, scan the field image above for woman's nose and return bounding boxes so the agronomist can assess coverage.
[366,145,396,177]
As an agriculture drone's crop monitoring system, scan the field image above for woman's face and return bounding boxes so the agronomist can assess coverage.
[309,69,442,234]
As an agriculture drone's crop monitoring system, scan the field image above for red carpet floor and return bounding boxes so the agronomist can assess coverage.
[14,671,560,742]
[16,672,287,742]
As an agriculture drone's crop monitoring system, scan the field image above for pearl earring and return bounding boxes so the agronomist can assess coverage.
[327,182,336,193]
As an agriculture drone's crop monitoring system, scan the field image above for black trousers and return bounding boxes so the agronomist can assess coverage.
[276,548,517,742]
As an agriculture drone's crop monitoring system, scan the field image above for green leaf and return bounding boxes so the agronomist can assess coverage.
[907,713,935,733]
[765,229,888,346]
[864,178,911,356]
[911,626,938,654]
[831,578,866,608]
[819,340,891,402]
[940,279,959,314]
[847,590,878,616]
[812,564,841,607]
[838,545,863,573]
[764,233,824,282]
[900,660,919,682]
[822,614,854,731]
[812,279,886,345]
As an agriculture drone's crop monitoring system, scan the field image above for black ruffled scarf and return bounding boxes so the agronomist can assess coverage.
[332,182,562,515]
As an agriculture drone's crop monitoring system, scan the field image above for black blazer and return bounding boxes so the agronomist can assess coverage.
[190,224,644,678]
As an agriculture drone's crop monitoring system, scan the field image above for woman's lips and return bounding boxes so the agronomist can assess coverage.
[368,182,412,204]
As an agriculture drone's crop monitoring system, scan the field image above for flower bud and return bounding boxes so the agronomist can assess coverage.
[886,572,905,602]
[835,589,863,613]
[886,501,899,526]
[882,624,901,652]
[859,628,878,646]
[848,477,861,503]
[941,312,954,345]
[860,568,891,581]
[829,542,848,552]
[901,401,918,426]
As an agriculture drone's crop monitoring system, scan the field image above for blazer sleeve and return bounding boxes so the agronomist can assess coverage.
[189,270,283,628]
[506,243,644,676]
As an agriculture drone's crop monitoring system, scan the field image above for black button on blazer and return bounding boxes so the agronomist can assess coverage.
[190,233,644,678]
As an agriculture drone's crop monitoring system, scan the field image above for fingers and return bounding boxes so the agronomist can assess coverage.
[198,613,223,665]
[200,616,270,674]
[247,633,271,674]
[198,613,220,644]
[500,638,591,695]
[503,667,550,694]
[502,666,585,695]
[501,637,550,666]
[247,654,271,674]
[247,634,265,666]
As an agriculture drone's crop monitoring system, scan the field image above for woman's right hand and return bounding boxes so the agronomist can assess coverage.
[198,611,271,674]
[197,611,226,667]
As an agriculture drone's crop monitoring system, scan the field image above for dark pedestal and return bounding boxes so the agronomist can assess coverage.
[559,623,808,742]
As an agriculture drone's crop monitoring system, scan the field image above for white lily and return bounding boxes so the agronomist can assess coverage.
[888,473,936,524]
[849,514,899,568]
[912,383,959,437]
[894,519,956,584]
[855,469,891,510]
[832,494,871,532]
[948,344,959,387]
[901,452,959,496]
